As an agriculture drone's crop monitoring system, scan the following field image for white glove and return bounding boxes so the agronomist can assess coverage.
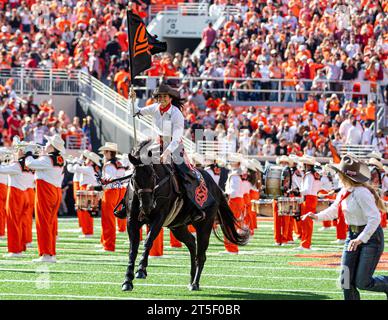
[24,145,35,155]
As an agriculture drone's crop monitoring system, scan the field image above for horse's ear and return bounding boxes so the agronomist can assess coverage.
[128,153,141,166]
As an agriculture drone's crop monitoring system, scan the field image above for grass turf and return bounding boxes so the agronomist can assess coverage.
[0,217,387,300]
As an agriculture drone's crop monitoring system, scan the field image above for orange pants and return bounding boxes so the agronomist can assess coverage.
[336,210,347,240]
[101,188,122,251]
[35,180,61,256]
[0,183,7,237]
[116,188,127,233]
[73,181,82,228]
[322,220,332,228]
[224,197,244,253]
[300,195,317,249]
[147,225,163,256]
[273,200,293,244]
[380,210,387,228]
[5,187,27,253]
[24,188,35,244]
[249,190,259,230]
[243,193,253,235]
[170,230,182,248]
[79,185,94,235]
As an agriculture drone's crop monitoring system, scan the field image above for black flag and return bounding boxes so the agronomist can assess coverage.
[127,10,167,80]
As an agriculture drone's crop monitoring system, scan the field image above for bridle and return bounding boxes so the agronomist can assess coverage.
[131,163,171,211]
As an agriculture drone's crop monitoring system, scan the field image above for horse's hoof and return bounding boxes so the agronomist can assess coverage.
[122,281,133,292]
[135,270,147,279]
[188,283,200,291]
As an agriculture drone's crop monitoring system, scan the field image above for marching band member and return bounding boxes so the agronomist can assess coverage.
[240,164,253,235]
[67,153,87,231]
[297,155,322,250]
[74,151,102,237]
[304,154,388,300]
[273,155,292,246]
[224,154,244,254]
[289,155,303,240]
[204,154,221,186]
[0,148,31,257]
[248,159,262,232]
[0,171,7,240]
[98,142,125,252]
[318,166,335,231]
[23,160,35,248]
[26,134,65,263]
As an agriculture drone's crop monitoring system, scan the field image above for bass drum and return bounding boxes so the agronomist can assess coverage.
[264,165,291,198]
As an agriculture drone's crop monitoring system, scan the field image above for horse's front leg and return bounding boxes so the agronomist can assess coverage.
[135,217,164,279]
[122,219,142,291]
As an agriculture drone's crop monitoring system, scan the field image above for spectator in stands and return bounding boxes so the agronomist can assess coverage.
[262,137,275,156]
[202,22,217,56]
[345,120,362,145]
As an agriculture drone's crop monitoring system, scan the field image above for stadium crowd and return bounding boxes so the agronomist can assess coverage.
[0,0,386,161]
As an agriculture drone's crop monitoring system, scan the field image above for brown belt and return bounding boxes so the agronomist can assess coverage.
[348,225,366,233]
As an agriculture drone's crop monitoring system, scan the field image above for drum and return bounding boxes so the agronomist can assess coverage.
[264,165,283,197]
[316,199,333,212]
[264,165,291,198]
[75,190,102,214]
[252,199,273,217]
[277,197,302,216]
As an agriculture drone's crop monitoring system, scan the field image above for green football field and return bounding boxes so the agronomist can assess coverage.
[0,217,387,300]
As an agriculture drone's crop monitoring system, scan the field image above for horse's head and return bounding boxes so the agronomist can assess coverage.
[128,152,158,217]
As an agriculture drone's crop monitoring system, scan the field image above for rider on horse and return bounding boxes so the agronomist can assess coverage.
[130,83,215,222]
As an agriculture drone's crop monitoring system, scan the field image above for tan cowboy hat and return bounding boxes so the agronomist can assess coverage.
[190,152,205,165]
[367,151,383,161]
[249,159,264,172]
[368,158,384,171]
[44,134,66,154]
[329,154,371,183]
[228,153,243,163]
[98,142,118,153]
[276,155,290,166]
[298,155,319,166]
[85,151,101,166]
[82,150,90,158]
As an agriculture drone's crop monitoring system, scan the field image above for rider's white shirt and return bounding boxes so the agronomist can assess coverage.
[136,103,184,153]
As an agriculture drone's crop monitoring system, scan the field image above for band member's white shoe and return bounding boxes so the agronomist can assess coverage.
[274,242,282,246]
[319,227,330,231]
[3,252,23,258]
[79,234,94,238]
[294,246,311,251]
[333,239,345,244]
[33,255,56,263]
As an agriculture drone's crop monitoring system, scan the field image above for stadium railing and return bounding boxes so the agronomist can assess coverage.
[65,133,88,150]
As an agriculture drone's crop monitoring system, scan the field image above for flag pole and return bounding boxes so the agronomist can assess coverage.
[127,8,138,149]
[129,85,138,147]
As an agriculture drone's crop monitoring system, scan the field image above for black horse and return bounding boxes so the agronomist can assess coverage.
[121,140,249,291]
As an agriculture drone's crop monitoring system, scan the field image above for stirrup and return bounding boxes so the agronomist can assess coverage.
[191,211,205,223]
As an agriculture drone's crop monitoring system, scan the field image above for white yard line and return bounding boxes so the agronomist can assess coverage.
[0,279,384,298]
[0,292,156,300]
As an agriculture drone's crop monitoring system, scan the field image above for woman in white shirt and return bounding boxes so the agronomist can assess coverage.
[304,154,388,300]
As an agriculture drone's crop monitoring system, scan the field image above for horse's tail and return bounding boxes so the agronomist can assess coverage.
[213,194,250,246]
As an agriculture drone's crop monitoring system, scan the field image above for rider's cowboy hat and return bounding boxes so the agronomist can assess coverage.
[329,154,371,183]
[228,153,243,163]
[298,155,319,166]
[98,142,118,153]
[152,84,180,100]
[44,134,66,154]
[368,157,384,171]
[85,151,101,166]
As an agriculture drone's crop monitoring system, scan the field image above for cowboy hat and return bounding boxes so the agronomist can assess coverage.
[329,154,371,183]
[227,153,243,163]
[298,155,318,166]
[85,151,101,166]
[276,155,290,166]
[44,134,66,154]
[368,157,384,171]
[98,142,118,153]
[367,150,383,161]
[82,150,90,158]
[190,152,205,165]
[152,84,180,100]
[249,159,264,172]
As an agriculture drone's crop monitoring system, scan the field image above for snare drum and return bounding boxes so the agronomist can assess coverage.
[316,199,333,212]
[277,197,302,216]
[252,199,273,217]
[75,190,103,213]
